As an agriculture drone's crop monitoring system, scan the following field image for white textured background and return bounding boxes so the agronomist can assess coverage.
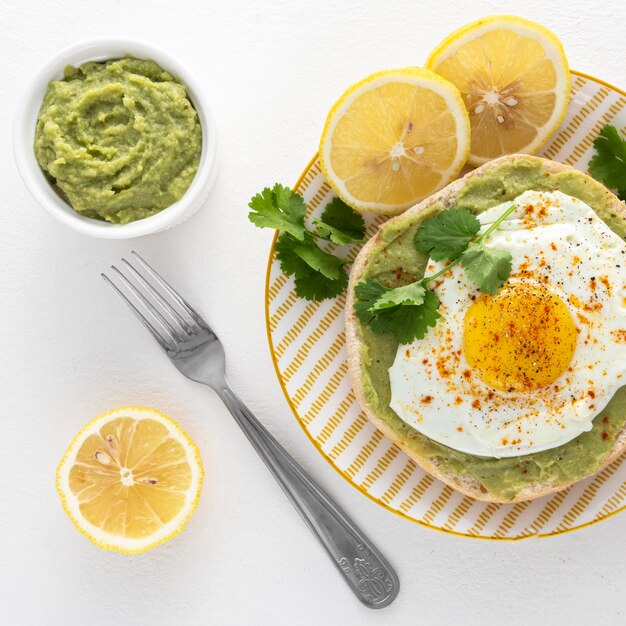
[1,0,625,624]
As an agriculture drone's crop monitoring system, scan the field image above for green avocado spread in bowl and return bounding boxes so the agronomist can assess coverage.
[33,57,202,225]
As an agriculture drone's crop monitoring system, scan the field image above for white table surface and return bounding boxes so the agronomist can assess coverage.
[2,1,626,624]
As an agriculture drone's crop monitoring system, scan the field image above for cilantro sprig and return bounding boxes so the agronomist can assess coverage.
[354,203,516,344]
[589,124,626,200]
[354,280,440,343]
[248,185,365,301]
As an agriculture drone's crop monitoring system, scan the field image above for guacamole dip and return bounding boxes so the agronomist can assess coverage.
[34,57,202,224]
[356,158,626,500]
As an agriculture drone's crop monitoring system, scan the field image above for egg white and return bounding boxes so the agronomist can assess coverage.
[389,190,626,458]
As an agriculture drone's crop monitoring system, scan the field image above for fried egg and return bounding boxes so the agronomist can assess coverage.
[389,190,626,458]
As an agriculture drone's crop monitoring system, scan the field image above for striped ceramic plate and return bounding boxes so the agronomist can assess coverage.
[265,71,626,540]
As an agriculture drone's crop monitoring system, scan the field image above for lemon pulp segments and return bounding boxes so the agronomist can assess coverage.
[56,407,203,554]
[319,68,470,215]
[426,15,570,164]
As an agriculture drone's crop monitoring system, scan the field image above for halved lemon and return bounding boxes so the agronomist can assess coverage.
[56,406,204,554]
[426,15,570,165]
[319,67,471,215]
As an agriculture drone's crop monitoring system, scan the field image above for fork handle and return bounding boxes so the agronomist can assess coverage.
[217,382,399,609]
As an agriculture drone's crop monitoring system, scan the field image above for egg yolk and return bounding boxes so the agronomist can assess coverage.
[463,282,577,392]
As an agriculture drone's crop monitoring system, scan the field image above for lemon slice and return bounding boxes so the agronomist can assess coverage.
[56,406,203,554]
[319,68,470,215]
[426,15,570,165]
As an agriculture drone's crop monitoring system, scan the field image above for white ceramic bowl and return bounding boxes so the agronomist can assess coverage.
[13,37,217,239]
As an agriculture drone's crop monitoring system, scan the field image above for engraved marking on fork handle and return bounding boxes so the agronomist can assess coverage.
[336,543,398,608]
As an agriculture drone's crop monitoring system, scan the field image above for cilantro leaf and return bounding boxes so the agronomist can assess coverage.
[354,279,440,344]
[295,269,348,301]
[314,197,366,244]
[248,184,308,240]
[461,243,512,295]
[371,281,426,311]
[251,184,366,303]
[589,125,626,200]
[414,208,481,261]
[353,279,387,325]
[275,232,348,300]
[291,240,346,280]
[377,290,440,343]
[275,233,313,279]
[314,220,364,245]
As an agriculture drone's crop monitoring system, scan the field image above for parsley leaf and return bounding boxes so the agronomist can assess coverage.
[461,243,512,295]
[314,197,366,244]
[354,279,440,343]
[295,270,348,301]
[371,281,426,311]
[414,208,481,261]
[589,124,626,200]
[248,184,308,240]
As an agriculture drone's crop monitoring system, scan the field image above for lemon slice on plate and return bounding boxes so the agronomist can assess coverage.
[426,15,570,165]
[56,406,204,554]
[319,67,470,215]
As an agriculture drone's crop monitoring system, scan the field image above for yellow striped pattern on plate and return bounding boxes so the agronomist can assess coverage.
[265,71,626,540]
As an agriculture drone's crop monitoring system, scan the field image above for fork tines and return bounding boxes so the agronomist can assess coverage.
[102,252,199,352]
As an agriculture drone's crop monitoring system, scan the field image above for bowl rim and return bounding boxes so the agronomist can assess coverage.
[12,36,217,239]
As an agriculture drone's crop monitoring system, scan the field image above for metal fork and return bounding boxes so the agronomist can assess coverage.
[102,252,399,609]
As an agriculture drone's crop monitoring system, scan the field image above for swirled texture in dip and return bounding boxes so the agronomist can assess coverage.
[34,57,202,224]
